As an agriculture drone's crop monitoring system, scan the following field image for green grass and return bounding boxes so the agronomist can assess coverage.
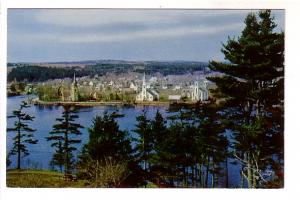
[6,169,87,188]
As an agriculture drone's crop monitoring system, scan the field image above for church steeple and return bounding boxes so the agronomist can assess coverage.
[142,72,147,100]
[70,73,79,101]
[142,72,146,86]
[73,73,77,84]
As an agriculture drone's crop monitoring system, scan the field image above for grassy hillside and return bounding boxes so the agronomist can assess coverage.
[6,169,87,188]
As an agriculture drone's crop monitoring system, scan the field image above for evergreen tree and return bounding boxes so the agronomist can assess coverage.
[194,102,229,188]
[7,101,38,169]
[7,154,12,168]
[150,110,170,184]
[166,107,198,187]
[208,10,284,188]
[80,112,132,161]
[133,110,154,183]
[46,105,83,176]
[78,112,142,187]
[49,140,64,173]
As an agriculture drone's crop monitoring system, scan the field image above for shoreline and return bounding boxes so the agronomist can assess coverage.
[31,98,172,107]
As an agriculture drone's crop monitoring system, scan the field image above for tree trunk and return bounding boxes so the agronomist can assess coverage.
[211,157,215,188]
[65,130,69,176]
[191,166,195,187]
[195,164,199,187]
[17,128,21,169]
[205,156,210,188]
[247,153,253,188]
[225,157,229,188]
[240,168,245,188]
[182,166,186,187]
[198,163,202,187]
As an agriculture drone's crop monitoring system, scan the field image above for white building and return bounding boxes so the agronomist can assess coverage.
[149,76,157,83]
[136,73,159,101]
[191,80,209,101]
[168,95,181,102]
[130,82,138,91]
[173,85,181,90]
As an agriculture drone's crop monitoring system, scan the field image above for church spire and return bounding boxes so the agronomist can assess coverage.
[142,72,146,86]
[73,73,76,83]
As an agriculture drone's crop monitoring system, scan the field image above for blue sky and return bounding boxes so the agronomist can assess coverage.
[7,9,284,63]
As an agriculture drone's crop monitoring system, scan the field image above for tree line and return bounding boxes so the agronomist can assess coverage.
[8,62,208,82]
[7,10,284,188]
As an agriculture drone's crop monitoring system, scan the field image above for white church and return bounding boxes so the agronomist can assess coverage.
[136,73,159,101]
[190,80,209,101]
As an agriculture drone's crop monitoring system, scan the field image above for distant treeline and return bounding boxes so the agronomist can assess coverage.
[8,66,90,82]
[7,62,208,82]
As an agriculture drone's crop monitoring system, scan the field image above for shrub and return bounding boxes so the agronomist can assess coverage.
[77,157,129,187]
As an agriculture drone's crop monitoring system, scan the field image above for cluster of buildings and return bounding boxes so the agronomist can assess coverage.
[135,73,210,102]
[136,73,160,101]
[183,80,209,101]
[37,72,211,103]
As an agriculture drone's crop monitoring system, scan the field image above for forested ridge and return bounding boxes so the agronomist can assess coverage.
[7,61,208,82]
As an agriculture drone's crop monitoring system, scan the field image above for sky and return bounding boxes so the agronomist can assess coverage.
[7,9,284,63]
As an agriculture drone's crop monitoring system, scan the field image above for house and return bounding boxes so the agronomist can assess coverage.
[168,95,181,102]
[130,82,138,91]
[173,85,181,90]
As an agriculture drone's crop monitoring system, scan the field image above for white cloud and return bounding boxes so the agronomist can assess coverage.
[9,22,244,44]
[34,9,250,27]
[11,9,284,46]
[61,23,244,43]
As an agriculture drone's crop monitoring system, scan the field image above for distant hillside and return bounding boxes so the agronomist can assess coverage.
[7,60,209,82]
[9,59,207,67]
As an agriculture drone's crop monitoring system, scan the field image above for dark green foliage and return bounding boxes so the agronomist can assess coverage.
[7,101,38,169]
[9,82,26,93]
[133,110,154,174]
[80,112,132,161]
[49,140,65,173]
[78,112,143,187]
[208,10,284,188]
[194,102,229,187]
[7,154,12,167]
[46,106,83,175]
[157,103,229,188]
[8,62,208,82]
[8,65,89,82]
[148,110,170,184]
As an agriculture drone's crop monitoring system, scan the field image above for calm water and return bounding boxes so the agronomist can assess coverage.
[7,95,241,187]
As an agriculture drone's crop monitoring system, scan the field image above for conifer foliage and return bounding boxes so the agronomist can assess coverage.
[81,112,132,161]
[77,112,136,187]
[46,105,83,175]
[208,10,284,188]
[7,101,38,169]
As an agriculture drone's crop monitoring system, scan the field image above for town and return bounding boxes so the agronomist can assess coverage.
[8,67,214,105]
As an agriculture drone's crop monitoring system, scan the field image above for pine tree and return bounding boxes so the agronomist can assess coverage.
[133,110,154,184]
[166,107,198,187]
[150,110,169,184]
[78,112,142,187]
[7,101,38,169]
[194,102,229,188]
[80,112,132,161]
[46,105,83,176]
[208,10,284,188]
[49,140,64,173]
